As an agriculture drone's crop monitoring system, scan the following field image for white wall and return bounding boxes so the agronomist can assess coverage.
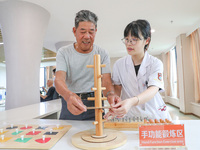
[110,57,121,72]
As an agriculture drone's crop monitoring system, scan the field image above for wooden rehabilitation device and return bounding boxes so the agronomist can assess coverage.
[86,54,107,137]
[71,54,127,150]
[104,117,173,131]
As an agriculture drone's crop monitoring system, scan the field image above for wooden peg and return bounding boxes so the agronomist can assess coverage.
[42,135,45,141]
[98,75,103,78]
[87,65,94,68]
[160,119,165,123]
[102,119,107,122]
[21,135,24,141]
[91,87,97,91]
[87,97,95,101]
[87,106,111,109]
[50,129,53,134]
[165,118,172,123]
[1,135,4,140]
[101,97,107,100]
[149,119,155,123]
[101,87,106,90]
[100,64,106,67]
[93,121,98,125]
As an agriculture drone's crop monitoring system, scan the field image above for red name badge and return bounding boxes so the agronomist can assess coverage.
[139,124,185,147]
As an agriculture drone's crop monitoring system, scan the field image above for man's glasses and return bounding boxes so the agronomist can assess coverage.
[121,38,142,45]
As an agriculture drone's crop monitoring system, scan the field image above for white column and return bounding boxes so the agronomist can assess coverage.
[0,1,50,109]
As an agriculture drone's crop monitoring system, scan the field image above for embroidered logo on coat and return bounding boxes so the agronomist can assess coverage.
[158,105,166,111]
[158,73,162,81]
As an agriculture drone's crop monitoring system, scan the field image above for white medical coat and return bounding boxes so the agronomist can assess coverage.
[112,52,171,120]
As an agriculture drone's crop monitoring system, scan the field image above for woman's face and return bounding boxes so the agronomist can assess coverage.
[124,33,149,56]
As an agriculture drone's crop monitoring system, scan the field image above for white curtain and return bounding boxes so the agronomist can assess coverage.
[170,48,177,98]
[190,28,200,103]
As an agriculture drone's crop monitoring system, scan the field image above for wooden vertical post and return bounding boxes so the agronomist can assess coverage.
[87,54,106,137]
[94,55,103,136]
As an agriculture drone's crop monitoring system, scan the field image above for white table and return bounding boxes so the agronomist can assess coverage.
[0,99,61,124]
[0,119,199,150]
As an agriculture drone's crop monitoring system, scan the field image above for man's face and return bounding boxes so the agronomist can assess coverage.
[47,80,50,87]
[73,21,97,53]
[47,80,52,87]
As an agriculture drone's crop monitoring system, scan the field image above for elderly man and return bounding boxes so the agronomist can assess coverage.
[40,79,55,102]
[55,10,119,120]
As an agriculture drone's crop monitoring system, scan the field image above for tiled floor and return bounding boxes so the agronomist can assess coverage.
[167,104,200,120]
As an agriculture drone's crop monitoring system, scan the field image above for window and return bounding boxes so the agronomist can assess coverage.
[40,67,46,91]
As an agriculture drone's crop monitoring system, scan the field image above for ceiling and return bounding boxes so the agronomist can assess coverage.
[0,0,200,59]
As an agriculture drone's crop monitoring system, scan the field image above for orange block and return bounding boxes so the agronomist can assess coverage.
[0,137,12,143]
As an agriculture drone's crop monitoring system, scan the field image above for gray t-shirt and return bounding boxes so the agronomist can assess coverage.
[56,43,111,93]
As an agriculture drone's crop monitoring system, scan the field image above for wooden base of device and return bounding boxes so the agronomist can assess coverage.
[71,129,126,150]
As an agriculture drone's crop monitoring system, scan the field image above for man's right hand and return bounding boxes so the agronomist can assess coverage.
[65,93,87,115]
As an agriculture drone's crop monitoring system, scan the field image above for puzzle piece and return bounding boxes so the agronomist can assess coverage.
[6,126,18,129]
[35,137,51,143]
[20,126,32,130]
[36,126,48,130]
[44,132,58,135]
[26,131,41,135]
[0,130,8,135]
[0,137,12,143]
[12,131,23,135]
[53,126,64,130]
[15,137,32,143]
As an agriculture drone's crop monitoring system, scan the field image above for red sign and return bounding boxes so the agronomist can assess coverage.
[139,124,185,147]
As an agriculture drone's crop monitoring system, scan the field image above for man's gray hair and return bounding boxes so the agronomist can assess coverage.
[75,10,98,28]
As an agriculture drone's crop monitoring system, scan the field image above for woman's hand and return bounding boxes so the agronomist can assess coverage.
[104,99,133,119]
[104,97,139,119]
[110,99,132,117]
[110,97,139,118]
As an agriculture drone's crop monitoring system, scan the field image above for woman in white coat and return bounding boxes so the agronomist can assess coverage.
[105,20,171,120]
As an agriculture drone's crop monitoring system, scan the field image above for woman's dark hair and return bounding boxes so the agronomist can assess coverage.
[124,19,151,51]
